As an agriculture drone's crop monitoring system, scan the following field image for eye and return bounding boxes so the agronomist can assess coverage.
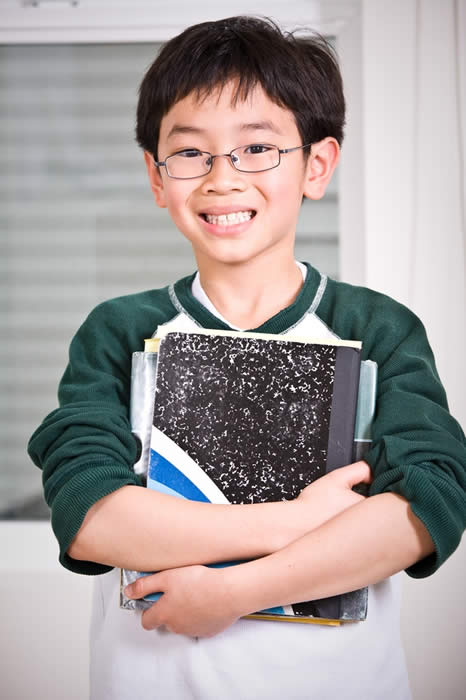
[244,144,274,155]
[174,149,204,159]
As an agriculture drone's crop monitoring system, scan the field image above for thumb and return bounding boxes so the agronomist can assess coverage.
[125,571,165,600]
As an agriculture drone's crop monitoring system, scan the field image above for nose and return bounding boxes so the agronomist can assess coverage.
[200,153,246,194]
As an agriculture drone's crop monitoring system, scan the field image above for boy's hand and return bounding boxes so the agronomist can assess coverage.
[295,460,372,523]
[125,565,240,639]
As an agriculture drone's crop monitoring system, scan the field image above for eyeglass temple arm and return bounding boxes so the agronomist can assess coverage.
[279,143,313,155]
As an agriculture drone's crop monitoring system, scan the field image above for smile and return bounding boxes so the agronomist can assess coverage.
[201,210,256,226]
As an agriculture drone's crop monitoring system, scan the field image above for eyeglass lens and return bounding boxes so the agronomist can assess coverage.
[165,145,280,178]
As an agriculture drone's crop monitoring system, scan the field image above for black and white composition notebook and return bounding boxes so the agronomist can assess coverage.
[121,329,377,625]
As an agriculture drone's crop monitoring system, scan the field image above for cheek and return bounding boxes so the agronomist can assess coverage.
[163,187,192,221]
[260,167,305,204]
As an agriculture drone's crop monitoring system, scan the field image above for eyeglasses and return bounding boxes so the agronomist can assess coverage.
[153,143,312,180]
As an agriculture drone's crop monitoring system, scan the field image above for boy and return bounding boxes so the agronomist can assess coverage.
[28,16,465,700]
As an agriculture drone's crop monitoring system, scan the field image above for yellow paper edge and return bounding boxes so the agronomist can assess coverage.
[145,328,361,352]
[144,338,161,352]
[244,613,342,626]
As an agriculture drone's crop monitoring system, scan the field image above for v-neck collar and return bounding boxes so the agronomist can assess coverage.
[170,262,324,335]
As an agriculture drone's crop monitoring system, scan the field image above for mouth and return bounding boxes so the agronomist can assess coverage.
[199,210,256,226]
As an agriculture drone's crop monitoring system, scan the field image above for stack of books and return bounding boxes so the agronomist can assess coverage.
[120,328,377,625]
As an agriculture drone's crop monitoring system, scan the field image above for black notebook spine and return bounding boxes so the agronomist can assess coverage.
[326,346,361,472]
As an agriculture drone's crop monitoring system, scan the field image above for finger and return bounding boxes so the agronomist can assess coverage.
[336,460,372,487]
[125,572,165,600]
[141,601,165,631]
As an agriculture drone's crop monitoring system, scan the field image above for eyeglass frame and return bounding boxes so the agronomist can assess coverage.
[152,142,313,180]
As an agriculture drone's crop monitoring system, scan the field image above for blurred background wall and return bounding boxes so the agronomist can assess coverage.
[0,1,464,698]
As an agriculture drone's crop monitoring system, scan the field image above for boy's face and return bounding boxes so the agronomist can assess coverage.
[145,82,336,270]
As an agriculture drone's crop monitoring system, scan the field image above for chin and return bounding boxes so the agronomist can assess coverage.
[207,248,267,267]
[190,232,290,268]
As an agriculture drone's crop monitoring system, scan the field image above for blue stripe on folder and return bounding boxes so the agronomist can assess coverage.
[149,449,211,503]
[148,481,188,500]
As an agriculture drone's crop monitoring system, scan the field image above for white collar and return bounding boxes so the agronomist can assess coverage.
[191,262,307,331]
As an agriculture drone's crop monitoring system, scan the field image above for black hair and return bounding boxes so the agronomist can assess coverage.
[136,16,345,158]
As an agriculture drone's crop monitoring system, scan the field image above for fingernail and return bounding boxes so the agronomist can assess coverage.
[124,585,133,597]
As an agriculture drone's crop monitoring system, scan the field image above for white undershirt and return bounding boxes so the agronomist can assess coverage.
[191,261,307,330]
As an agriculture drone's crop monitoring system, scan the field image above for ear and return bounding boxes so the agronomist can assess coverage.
[302,137,340,200]
[144,151,167,208]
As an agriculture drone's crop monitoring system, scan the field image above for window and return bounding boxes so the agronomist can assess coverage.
[0,42,339,519]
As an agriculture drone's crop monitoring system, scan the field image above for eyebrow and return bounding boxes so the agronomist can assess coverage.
[166,120,283,140]
[166,125,205,139]
[239,120,283,135]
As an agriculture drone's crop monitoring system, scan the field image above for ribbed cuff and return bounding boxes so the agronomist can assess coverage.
[371,463,464,578]
[51,462,141,575]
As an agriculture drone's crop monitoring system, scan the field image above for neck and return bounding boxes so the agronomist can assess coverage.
[196,253,304,330]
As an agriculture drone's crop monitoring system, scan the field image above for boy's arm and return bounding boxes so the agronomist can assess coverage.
[126,490,434,638]
[67,462,370,570]
[226,491,434,616]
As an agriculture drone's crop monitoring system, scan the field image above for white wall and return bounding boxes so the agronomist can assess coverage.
[339,2,466,698]
[340,0,465,426]
[0,523,93,700]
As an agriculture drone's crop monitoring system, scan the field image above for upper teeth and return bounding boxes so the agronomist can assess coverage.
[205,211,253,225]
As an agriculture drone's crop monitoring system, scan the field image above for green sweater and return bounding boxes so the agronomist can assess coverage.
[28,264,466,578]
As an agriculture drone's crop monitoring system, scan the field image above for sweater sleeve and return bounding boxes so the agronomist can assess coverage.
[363,301,466,578]
[28,300,144,575]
